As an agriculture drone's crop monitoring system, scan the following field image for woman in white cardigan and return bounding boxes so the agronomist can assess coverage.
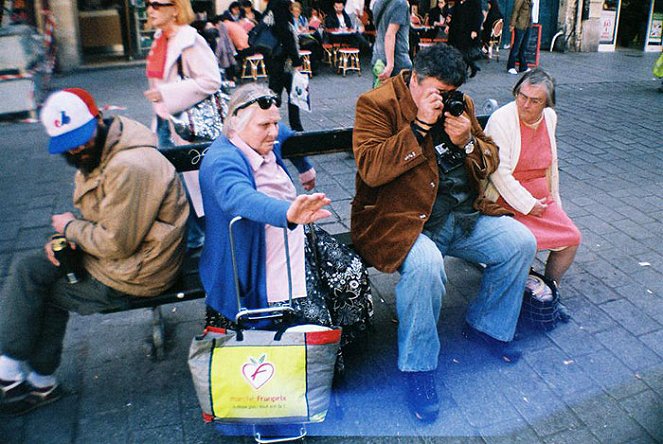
[484,68,580,288]
[143,0,221,250]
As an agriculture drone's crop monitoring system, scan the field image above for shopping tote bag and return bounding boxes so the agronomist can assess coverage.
[188,324,341,424]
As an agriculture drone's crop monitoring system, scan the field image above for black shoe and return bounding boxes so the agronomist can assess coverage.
[405,371,439,423]
[462,323,522,363]
[0,378,29,402]
[557,302,572,323]
[0,384,63,416]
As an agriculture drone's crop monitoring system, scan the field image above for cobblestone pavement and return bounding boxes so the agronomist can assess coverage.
[0,49,661,443]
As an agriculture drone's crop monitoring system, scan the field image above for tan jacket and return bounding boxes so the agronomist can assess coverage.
[65,116,189,297]
[509,0,531,30]
[351,71,509,273]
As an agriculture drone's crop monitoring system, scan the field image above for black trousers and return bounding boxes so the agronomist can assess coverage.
[265,55,303,131]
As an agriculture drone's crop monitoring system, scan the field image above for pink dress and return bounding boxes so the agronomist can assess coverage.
[497,119,581,250]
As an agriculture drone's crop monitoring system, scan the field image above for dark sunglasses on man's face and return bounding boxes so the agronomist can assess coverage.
[232,95,281,116]
[146,1,175,10]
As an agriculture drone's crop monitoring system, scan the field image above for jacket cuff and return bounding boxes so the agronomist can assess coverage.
[299,168,316,185]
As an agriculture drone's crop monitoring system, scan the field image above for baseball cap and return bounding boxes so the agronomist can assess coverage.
[40,88,100,154]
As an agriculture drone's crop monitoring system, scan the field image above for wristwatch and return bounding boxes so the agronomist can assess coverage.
[463,137,475,154]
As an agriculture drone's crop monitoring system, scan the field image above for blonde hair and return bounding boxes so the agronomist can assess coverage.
[173,0,196,25]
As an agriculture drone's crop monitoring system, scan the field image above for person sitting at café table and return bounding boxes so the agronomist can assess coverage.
[410,3,424,26]
[240,0,262,26]
[426,0,450,37]
[292,1,323,72]
[309,8,323,31]
[325,0,371,52]
[220,1,242,22]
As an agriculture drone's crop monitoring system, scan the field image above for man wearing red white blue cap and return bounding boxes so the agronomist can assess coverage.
[0,88,189,416]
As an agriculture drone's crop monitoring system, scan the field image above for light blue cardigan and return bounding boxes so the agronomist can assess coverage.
[198,125,312,320]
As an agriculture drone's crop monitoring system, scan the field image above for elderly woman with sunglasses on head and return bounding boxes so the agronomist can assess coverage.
[143,0,221,250]
[484,68,581,305]
[199,84,372,357]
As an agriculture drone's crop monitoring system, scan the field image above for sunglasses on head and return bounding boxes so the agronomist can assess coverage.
[232,95,280,116]
[146,1,175,10]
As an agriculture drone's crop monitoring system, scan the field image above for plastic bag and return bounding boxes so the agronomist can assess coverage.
[653,52,663,78]
[290,71,311,112]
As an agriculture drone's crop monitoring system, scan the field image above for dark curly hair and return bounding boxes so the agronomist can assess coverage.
[413,43,467,87]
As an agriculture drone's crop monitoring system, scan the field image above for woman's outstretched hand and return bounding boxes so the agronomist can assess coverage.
[286,193,332,224]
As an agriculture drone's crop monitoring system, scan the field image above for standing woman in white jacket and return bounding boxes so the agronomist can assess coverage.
[143,0,221,250]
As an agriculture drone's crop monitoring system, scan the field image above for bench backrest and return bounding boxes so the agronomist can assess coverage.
[160,115,490,173]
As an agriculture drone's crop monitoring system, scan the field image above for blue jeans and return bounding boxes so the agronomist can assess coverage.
[507,26,531,71]
[395,214,536,372]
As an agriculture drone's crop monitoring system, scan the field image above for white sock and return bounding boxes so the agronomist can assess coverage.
[27,371,57,388]
[0,355,25,382]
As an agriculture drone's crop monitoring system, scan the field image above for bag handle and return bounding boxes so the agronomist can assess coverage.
[176,55,185,80]
[229,216,295,324]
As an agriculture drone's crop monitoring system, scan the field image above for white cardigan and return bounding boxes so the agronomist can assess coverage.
[484,100,562,215]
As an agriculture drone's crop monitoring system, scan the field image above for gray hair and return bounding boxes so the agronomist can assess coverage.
[223,83,278,137]
[512,68,556,108]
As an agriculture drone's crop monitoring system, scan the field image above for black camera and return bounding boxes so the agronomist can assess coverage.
[441,90,466,117]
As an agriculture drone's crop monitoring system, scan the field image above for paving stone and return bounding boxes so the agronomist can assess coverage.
[525,347,599,398]
[619,390,663,442]
[544,321,603,357]
[569,391,648,443]
[76,409,130,443]
[638,367,663,399]
[562,270,621,305]
[573,350,649,400]
[594,327,661,372]
[639,330,663,359]
[599,299,660,336]
[129,424,185,444]
[542,426,600,444]
[580,257,634,289]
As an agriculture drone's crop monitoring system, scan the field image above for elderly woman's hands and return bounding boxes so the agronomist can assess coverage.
[286,193,332,224]
[529,197,553,217]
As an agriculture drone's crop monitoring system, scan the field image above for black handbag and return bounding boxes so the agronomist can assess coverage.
[248,12,282,58]
[169,57,228,142]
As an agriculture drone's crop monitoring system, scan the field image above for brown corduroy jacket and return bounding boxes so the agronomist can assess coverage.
[350,71,510,273]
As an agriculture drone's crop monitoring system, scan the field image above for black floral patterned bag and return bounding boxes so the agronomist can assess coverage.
[305,224,374,347]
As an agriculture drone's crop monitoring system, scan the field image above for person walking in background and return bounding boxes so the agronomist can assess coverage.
[345,0,366,30]
[0,88,188,416]
[480,0,502,49]
[261,0,305,131]
[371,0,411,83]
[485,68,580,295]
[506,0,531,74]
[446,0,483,78]
[143,0,221,251]
[351,44,536,423]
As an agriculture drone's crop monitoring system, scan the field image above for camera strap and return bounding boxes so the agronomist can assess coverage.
[431,125,466,174]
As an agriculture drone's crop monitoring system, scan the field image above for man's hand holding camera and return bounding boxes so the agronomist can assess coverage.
[443,111,472,148]
[415,87,472,148]
[416,87,445,127]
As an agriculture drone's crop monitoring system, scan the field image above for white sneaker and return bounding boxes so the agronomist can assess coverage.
[507,68,518,75]
[522,67,532,73]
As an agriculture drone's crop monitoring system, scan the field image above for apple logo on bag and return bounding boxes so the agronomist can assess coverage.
[242,354,275,389]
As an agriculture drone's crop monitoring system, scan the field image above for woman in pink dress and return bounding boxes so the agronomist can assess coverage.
[484,68,581,289]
